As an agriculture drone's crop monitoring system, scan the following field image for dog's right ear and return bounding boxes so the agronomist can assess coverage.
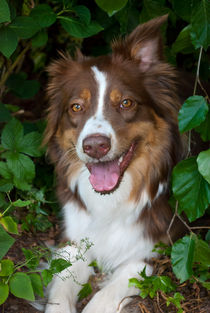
[112,15,168,72]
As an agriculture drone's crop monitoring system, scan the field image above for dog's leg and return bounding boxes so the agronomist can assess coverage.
[82,261,152,313]
[45,245,93,313]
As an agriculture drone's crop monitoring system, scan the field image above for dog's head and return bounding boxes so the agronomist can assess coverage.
[44,15,182,198]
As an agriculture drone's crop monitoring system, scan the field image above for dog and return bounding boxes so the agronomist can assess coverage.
[43,15,183,313]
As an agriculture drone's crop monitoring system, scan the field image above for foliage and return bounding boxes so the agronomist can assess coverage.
[0,0,210,310]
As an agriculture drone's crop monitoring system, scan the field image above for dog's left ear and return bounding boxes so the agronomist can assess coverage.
[112,15,168,72]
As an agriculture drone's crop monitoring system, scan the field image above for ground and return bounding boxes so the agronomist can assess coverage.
[1,221,210,313]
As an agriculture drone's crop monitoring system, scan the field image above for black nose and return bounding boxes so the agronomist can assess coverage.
[83,134,111,159]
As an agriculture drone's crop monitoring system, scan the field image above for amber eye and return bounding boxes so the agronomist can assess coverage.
[120,99,133,109]
[71,103,83,112]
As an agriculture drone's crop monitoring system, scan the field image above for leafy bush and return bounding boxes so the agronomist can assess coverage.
[0,0,209,309]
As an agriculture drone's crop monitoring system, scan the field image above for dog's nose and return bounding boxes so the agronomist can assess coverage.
[83,134,111,159]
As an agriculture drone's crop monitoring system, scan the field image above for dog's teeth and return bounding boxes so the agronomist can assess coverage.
[119,156,123,164]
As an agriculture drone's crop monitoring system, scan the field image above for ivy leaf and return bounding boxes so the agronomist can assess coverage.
[171,235,195,282]
[171,0,200,22]
[32,30,48,48]
[197,150,210,184]
[59,16,103,38]
[50,258,72,274]
[1,118,23,151]
[18,131,43,157]
[190,0,210,50]
[0,259,14,276]
[29,273,44,298]
[30,4,56,28]
[0,282,9,305]
[0,216,19,235]
[95,0,128,17]
[12,199,33,207]
[178,96,208,133]
[195,109,210,141]
[10,272,35,301]
[172,157,210,222]
[9,16,40,39]
[0,27,18,58]
[0,103,11,122]
[73,6,91,25]
[0,224,15,260]
[22,248,39,270]
[41,269,53,287]
[6,73,40,99]
[194,238,210,268]
[172,25,194,54]
[0,0,11,23]
[78,283,92,301]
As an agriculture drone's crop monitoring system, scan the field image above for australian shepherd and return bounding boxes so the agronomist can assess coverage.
[43,15,183,313]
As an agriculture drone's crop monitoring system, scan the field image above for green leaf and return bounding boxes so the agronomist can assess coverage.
[171,235,195,283]
[10,16,40,39]
[0,282,9,305]
[32,30,48,48]
[12,199,33,207]
[206,230,210,242]
[191,0,210,50]
[6,73,40,99]
[0,103,11,122]
[178,96,208,133]
[0,259,14,276]
[172,157,210,221]
[95,0,128,16]
[171,0,200,22]
[0,162,12,180]
[50,258,72,274]
[0,180,13,192]
[18,132,43,157]
[201,281,210,290]
[41,269,53,287]
[29,273,44,298]
[194,237,210,268]
[1,118,23,151]
[0,0,11,23]
[195,109,210,141]
[73,5,91,25]
[22,248,39,270]
[172,25,194,54]
[10,272,35,301]
[0,27,18,58]
[30,4,56,28]
[6,151,35,182]
[197,149,210,184]
[0,224,15,260]
[0,216,19,235]
[60,17,103,38]
[78,282,92,301]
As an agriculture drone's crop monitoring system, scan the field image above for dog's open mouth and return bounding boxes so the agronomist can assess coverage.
[86,143,136,193]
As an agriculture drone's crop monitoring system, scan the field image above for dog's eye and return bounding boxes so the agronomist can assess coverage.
[120,99,133,109]
[71,103,83,112]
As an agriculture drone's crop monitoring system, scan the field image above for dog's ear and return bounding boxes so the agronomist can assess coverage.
[112,15,168,72]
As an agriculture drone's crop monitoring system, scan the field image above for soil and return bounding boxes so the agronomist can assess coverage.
[1,221,210,313]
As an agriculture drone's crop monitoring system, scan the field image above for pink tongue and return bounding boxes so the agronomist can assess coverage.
[88,160,120,192]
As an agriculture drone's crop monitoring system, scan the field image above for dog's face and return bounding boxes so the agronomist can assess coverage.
[45,15,181,198]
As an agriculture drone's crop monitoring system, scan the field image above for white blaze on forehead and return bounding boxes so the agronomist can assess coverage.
[76,66,118,163]
[91,66,107,118]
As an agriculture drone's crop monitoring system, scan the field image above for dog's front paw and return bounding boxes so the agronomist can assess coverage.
[82,289,121,313]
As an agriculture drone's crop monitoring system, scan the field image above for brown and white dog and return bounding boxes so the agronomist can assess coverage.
[44,15,183,313]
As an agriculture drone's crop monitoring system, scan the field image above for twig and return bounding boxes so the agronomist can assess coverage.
[167,201,179,245]
[0,44,31,97]
[198,78,210,103]
[156,292,165,313]
[190,226,210,230]
[188,46,203,157]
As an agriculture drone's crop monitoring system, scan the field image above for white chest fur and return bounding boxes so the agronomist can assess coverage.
[63,167,155,272]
